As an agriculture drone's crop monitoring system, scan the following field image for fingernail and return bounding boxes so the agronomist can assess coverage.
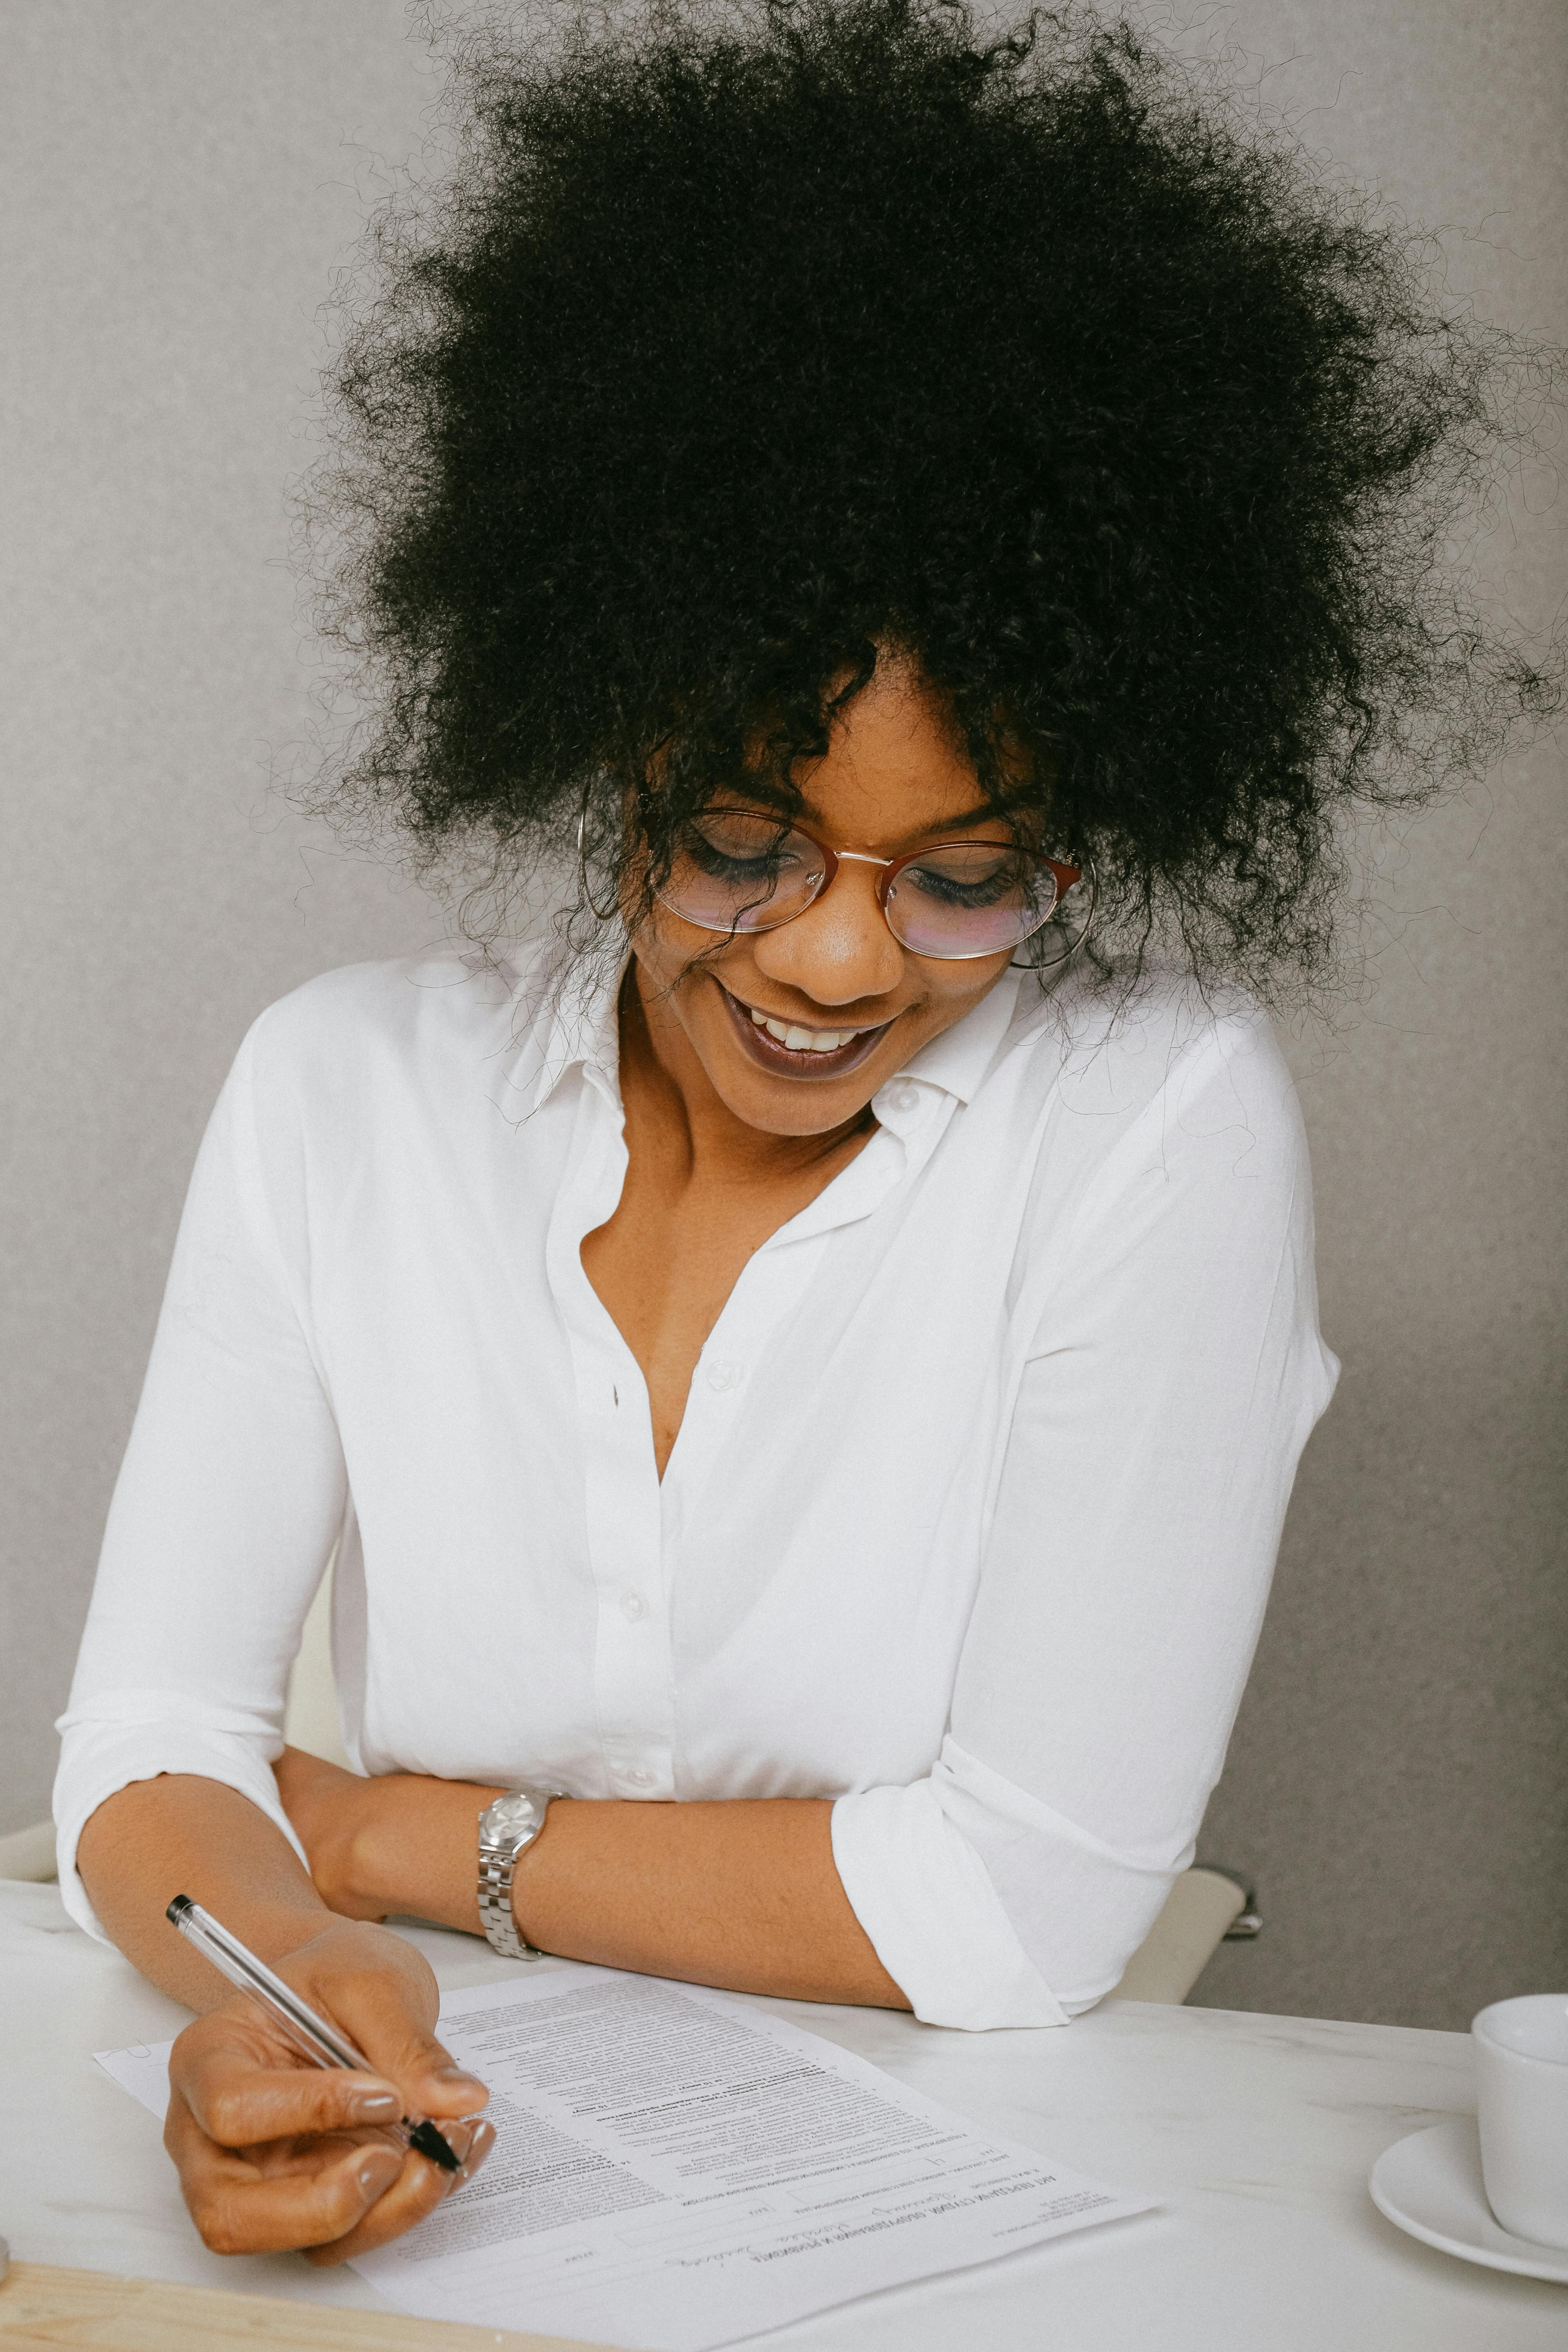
[359,2152,399,2194]
[434,2065,485,2092]
[455,2123,495,2185]
[349,2089,400,2120]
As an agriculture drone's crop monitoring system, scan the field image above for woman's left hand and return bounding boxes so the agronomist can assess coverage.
[276,1748,502,1933]
[274,1748,389,1920]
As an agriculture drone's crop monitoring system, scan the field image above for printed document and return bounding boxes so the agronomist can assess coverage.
[99,1960,1153,2349]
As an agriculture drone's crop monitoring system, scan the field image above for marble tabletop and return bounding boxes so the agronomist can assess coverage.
[2,1879,1561,2348]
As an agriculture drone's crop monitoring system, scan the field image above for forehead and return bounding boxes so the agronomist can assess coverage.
[787,663,996,849]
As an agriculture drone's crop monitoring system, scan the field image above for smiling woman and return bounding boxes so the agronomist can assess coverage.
[584,655,1051,1475]
[53,0,1552,2272]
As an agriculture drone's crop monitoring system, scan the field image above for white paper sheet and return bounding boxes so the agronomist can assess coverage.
[98,1961,1153,2349]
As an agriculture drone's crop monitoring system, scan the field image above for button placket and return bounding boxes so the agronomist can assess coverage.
[657,1236,829,1574]
[546,1071,677,1800]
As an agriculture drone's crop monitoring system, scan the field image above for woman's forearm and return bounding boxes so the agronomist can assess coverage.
[78,1768,906,2020]
[516,1795,909,2008]
[77,1775,334,2012]
[314,1771,909,2011]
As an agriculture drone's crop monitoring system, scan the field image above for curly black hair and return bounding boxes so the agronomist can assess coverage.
[308,0,1557,986]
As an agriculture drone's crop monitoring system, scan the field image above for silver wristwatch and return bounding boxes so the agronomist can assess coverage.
[477,1785,556,1960]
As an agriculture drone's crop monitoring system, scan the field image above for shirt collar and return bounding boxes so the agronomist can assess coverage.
[512,934,630,1116]
[516,943,1023,1116]
[893,966,1024,1104]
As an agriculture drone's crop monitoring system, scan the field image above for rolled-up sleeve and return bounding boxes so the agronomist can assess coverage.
[832,1011,1339,2027]
[53,1018,346,1938]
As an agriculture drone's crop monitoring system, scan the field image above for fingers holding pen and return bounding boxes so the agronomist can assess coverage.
[251,1917,490,2127]
[162,1916,497,2257]
[166,2093,402,2256]
[164,2079,495,2261]
[304,2115,497,2264]
[173,2037,405,2150]
[165,1988,496,2259]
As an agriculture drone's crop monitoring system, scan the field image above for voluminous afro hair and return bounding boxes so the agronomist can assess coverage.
[310,0,1557,987]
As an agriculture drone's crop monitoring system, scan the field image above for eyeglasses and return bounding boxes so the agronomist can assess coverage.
[654,808,1083,962]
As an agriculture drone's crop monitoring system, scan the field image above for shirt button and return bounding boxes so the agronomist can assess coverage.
[626,1766,654,1788]
[705,1359,740,1393]
[887,1083,920,1114]
[620,1589,645,1622]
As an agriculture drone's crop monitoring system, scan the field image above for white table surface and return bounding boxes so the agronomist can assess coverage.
[2,1879,1561,2348]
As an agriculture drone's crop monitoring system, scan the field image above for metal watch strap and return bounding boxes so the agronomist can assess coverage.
[477,1786,555,1960]
[477,1846,536,1960]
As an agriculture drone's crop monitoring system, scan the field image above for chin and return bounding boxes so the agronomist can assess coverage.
[712,1054,878,1137]
[732,1083,869,1138]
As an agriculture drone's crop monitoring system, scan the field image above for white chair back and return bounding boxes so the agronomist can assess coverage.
[282,1548,354,1771]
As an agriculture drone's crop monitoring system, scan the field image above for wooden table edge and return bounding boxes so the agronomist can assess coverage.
[0,2259,629,2350]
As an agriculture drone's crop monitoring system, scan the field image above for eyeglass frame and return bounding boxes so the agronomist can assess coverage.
[652,806,1083,962]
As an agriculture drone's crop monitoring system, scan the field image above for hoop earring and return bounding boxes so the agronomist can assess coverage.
[576,789,623,924]
[1013,857,1099,972]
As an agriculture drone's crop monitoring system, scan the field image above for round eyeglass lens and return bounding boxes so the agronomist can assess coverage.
[884,842,1058,958]
[659,811,828,934]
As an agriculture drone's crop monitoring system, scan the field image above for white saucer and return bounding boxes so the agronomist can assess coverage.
[1370,2116,1568,2284]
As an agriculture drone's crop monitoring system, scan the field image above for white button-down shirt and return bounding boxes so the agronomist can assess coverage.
[55,938,1337,2028]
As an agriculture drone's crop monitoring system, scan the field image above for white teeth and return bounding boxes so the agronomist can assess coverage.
[748,1005,856,1054]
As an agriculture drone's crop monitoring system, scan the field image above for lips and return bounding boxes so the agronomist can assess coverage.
[718,983,892,1079]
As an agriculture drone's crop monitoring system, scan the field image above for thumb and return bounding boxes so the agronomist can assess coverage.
[332,1978,488,2121]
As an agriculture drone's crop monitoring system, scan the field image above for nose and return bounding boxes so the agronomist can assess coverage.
[750,856,905,1006]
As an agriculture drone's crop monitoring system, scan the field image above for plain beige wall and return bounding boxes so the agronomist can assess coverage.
[1,2,1562,2029]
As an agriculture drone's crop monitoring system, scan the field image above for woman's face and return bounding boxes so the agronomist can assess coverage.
[628,661,1021,1139]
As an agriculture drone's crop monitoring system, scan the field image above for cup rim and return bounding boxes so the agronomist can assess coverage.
[1473,1994,1568,2066]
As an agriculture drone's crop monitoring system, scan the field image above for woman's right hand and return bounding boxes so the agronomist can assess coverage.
[163,1915,495,2263]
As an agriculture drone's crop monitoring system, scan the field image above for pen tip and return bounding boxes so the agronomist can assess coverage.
[166,1894,193,1926]
[409,2119,462,2172]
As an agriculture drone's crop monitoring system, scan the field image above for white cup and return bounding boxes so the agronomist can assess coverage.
[1472,1994,1568,2248]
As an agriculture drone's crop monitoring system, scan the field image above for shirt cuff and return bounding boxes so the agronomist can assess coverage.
[932,1739,1191,2008]
[51,1723,309,1944]
[830,1779,1068,2030]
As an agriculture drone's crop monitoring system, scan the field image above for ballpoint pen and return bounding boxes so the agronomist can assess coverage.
[166,1893,462,2171]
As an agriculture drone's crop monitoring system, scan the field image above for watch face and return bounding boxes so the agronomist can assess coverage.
[480,1789,542,1846]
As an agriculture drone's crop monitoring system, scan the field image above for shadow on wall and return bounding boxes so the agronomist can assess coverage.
[1194,1323,1568,2031]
